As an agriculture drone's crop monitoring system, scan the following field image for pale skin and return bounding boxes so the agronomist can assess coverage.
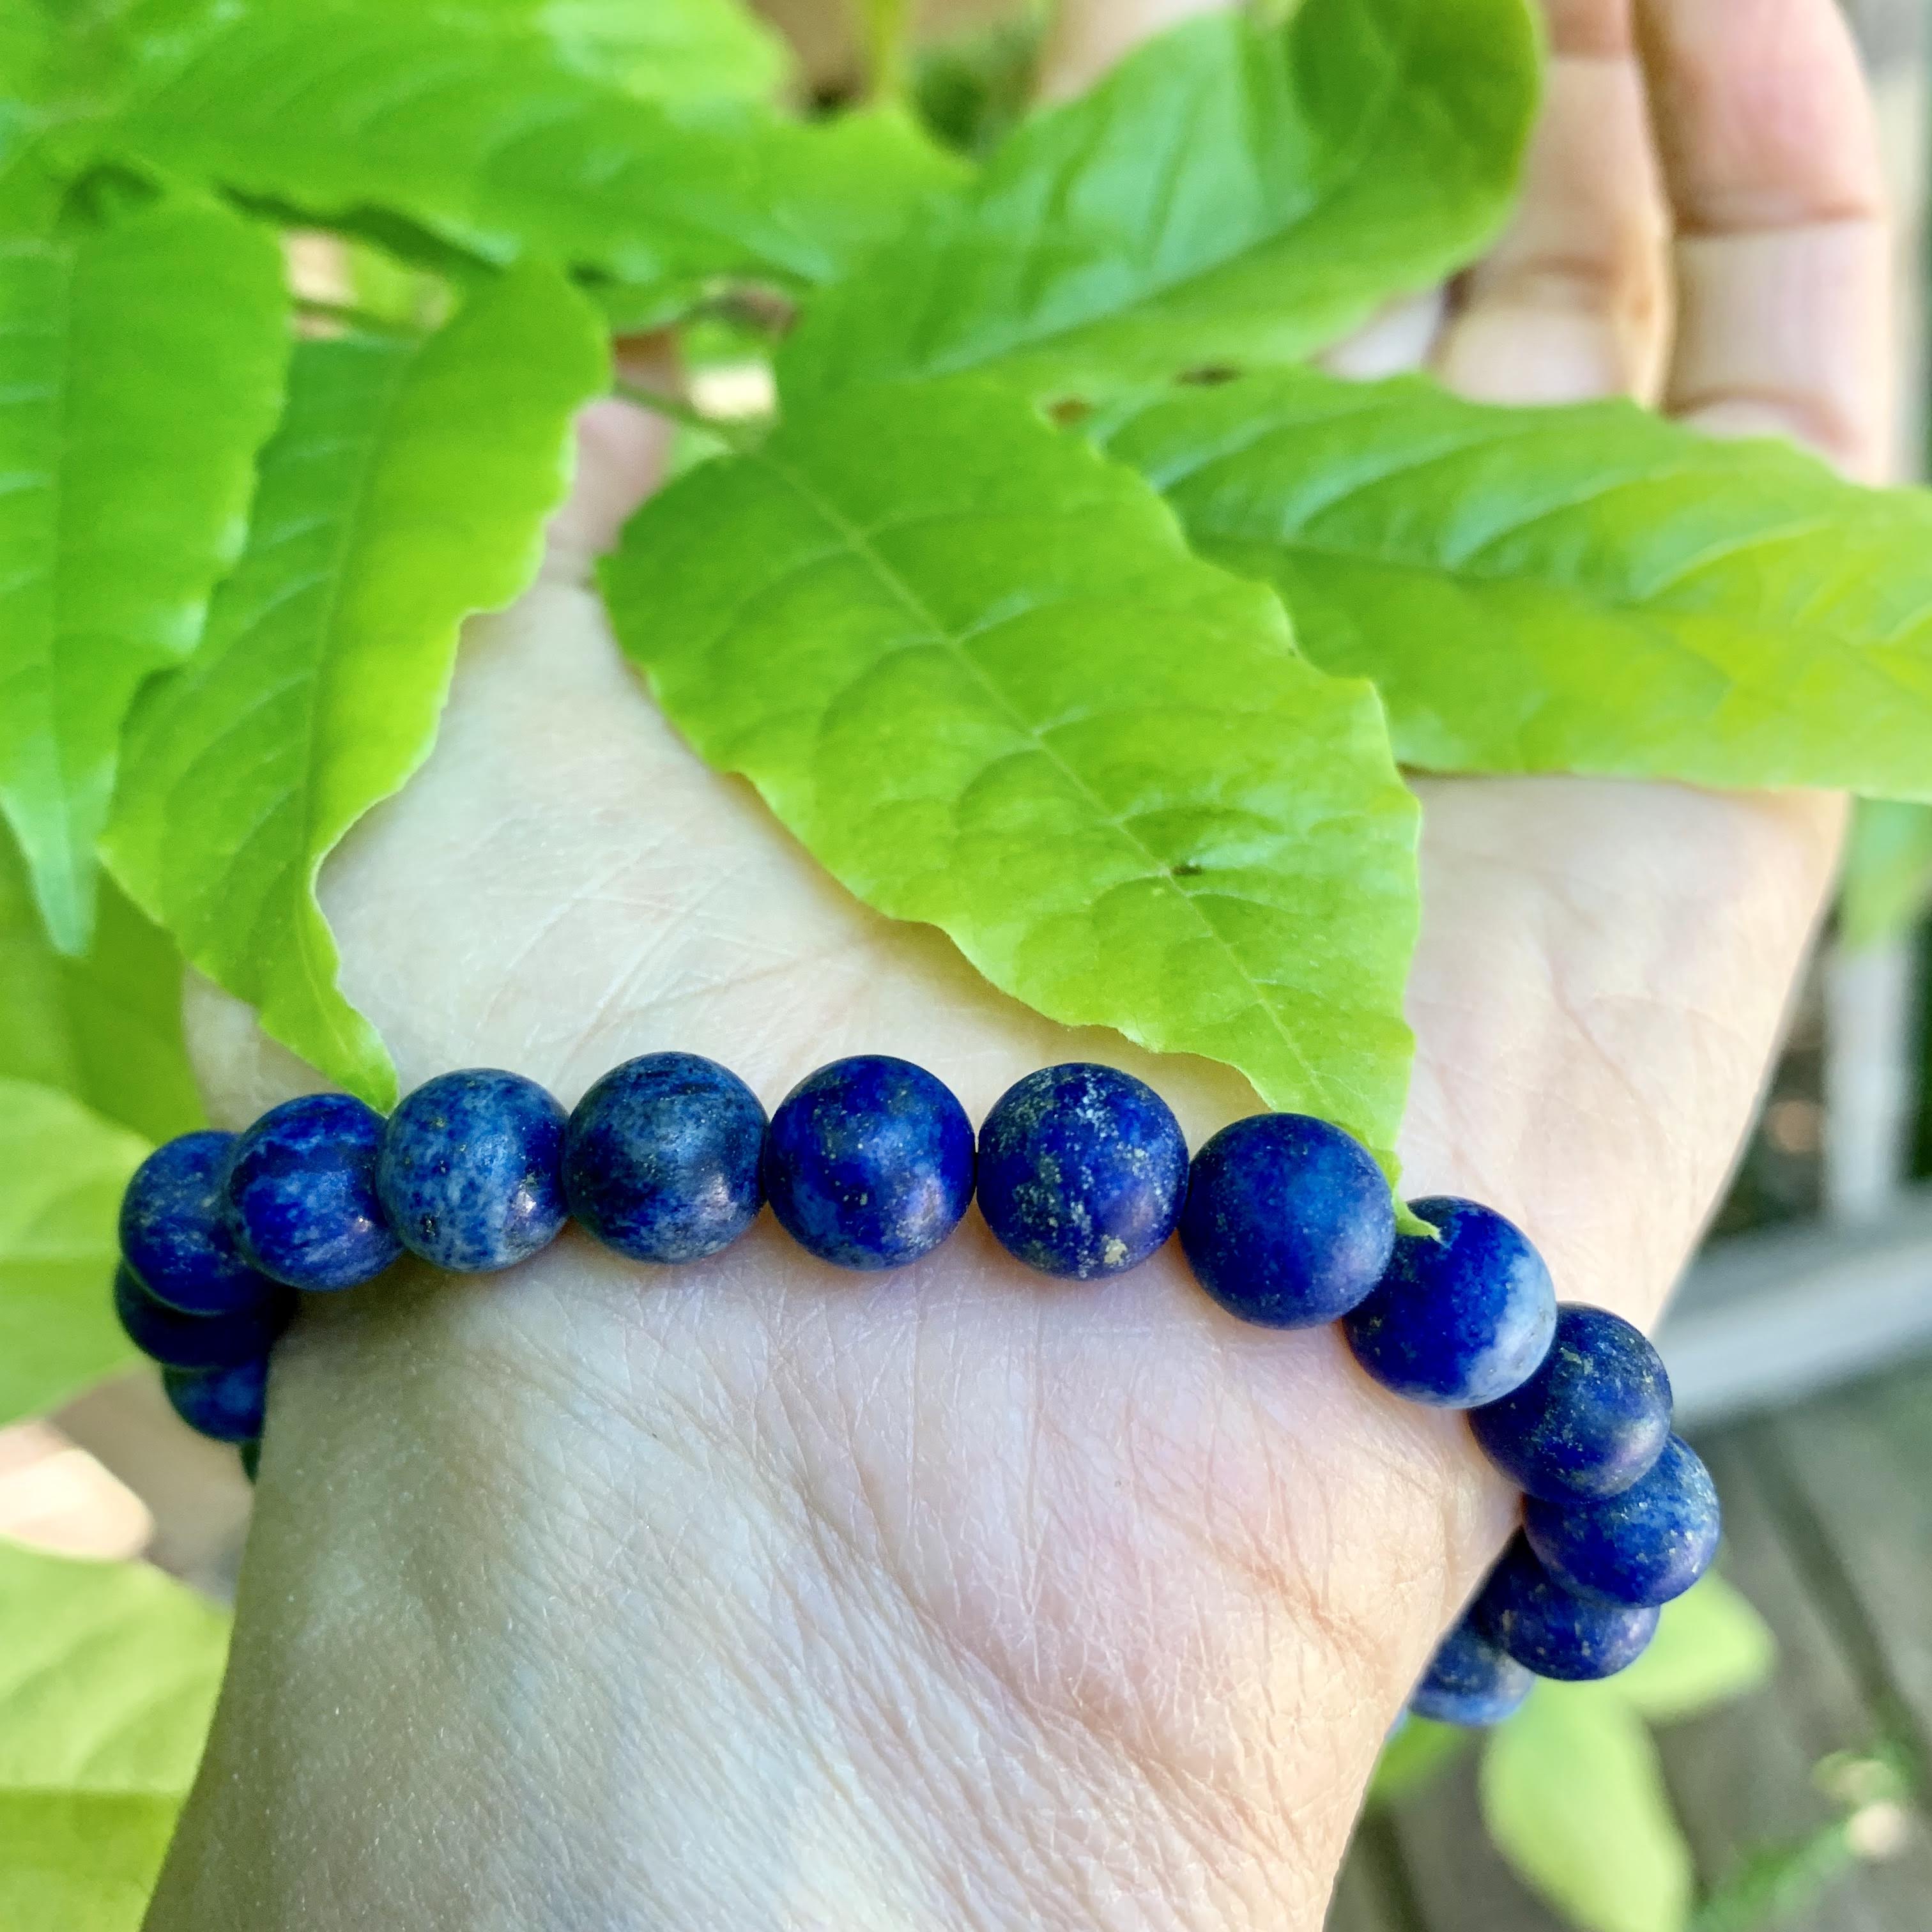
[146,1,1890,1926]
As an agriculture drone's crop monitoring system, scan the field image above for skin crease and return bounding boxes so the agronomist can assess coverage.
[146,1,1887,1927]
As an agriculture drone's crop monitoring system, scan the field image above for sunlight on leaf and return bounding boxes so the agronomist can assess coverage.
[107,262,607,1105]
[604,378,1420,1167]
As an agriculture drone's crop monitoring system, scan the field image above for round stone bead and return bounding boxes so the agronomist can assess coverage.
[112,1264,292,1370]
[1524,1434,1721,1608]
[1409,1615,1535,1728]
[564,1052,767,1264]
[1470,1304,1673,1503]
[763,1056,974,1271]
[119,1130,282,1317]
[1177,1114,1395,1328]
[976,1063,1188,1280]
[162,1358,268,1444]
[224,1092,402,1292]
[1473,1535,1660,1682]
[378,1069,568,1273]
[1344,1197,1556,1408]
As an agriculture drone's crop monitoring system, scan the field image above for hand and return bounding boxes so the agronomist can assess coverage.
[148,3,1885,1927]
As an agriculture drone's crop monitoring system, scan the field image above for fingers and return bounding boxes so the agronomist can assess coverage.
[546,325,681,576]
[1317,289,1449,381]
[1033,0,1232,102]
[1637,0,1893,479]
[542,398,674,579]
[1433,0,1673,404]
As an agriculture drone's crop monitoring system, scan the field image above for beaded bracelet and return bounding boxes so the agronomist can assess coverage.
[112,1053,1720,1727]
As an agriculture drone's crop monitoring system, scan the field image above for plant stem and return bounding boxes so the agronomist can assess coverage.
[1689,1821,1857,1932]
[861,0,912,106]
[292,294,425,340]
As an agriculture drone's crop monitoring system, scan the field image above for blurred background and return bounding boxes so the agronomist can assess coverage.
[5,5,1931,1931]
[1329,9,1932,1926]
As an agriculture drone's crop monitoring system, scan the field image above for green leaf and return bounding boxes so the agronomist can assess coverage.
[1481,1684,1695,1932]
[0,1536,226,1792]
[0,3,66,227]
[1603,1574,1777,1726]
[779,0,1540,402]
[1367,1714,1469,1807]
[0,0,236,227]
[466,0,790,104]
[1098,367,1932,799]
[602,378,1420,1165]
[1840,800,1932,951]
[107,261,608,1106]
[0,821,201,1144]
[108,4,962,318]
[0,1079,147,1427]
[339,236,452,332]
[0,1537,229,1930]
[0,195,288,954]
[0,1790,185,1932]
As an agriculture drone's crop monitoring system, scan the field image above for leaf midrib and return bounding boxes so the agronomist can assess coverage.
[1147,393,1928,629]
[137,16,830,284]
[160,341,418,1027]
[754,447,1334,1107]
[1196,496,1928,664]
[903,0,1429,383]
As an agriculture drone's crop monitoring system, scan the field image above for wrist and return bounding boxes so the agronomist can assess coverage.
[145,1225,1494,1932]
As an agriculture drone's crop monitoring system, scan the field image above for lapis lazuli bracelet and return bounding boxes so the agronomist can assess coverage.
[112,1053,1720,1726]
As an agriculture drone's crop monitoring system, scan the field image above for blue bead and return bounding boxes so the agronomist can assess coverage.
[763,1055,974,1271]
[113,1263,291,1370]
[119,1131,282,1317]
[564,1052,767,1264]
[224,1092,402,1291]
[378,1069,567,1273]
[1471,1305,1673,1502]
[1473,1535,1659,1681]
[163,1358,268,1444]
[239,1438,261,1484]
[1177,1114,1395,1327]
[1524,1434,1721,1608]
[976,1063,1188,1280]
[1344,1197,1556,1408]
[1409,1615,1535,1727]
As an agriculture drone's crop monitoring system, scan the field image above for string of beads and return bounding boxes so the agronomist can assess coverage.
[112,1052,1720,1726]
